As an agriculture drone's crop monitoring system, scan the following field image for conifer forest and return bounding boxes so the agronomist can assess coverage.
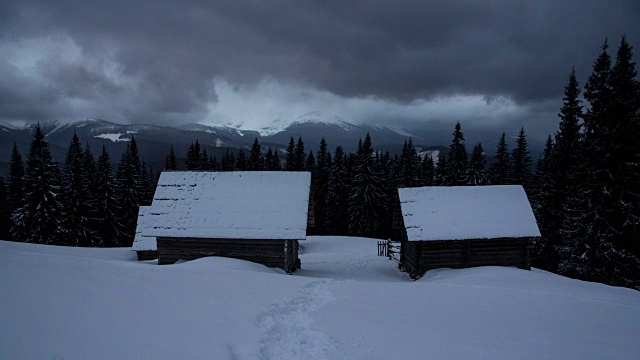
[1,37,639,290]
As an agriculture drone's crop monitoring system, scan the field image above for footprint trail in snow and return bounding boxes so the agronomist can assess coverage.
[257,279,337,359]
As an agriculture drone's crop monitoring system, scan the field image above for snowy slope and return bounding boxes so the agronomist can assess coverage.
[1,237,639,359]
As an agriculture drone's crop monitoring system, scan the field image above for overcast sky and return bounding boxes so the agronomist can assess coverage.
[1,0,638,140]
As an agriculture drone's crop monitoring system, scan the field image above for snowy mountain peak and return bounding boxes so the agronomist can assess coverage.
[291,111,357,130]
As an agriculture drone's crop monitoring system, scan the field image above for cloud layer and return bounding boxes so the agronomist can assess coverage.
[1,0,638,139]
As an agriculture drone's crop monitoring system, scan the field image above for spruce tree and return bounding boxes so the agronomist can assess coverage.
[0,176,10,240]
[249,138,264,171]
[210,155,221,171]
[7,142,25,222]
[61,132,95,246]
[434,153,447,185]
[11,124,65,244]
[313,138,331,233]
[467,143,487,186]
[165,145,178,171]
[200,147,210,170]
[234,149,247,170]
[285,137,296,171]
[115,137,143,246]
[305,151,315,173]
[511,128,532,186]
[96,145,122,246]
[396,138,422,188]
[185,140,202,170]
[529,136,558,270]
[421,155,435,186]
[295,137,306,171]
[608,36,640,256]
[348,133,387,238]
[443,122,468,186]
[326,146,349,235]
[489,132,512,185]
[221,149,235,171]
[552,68,584,271]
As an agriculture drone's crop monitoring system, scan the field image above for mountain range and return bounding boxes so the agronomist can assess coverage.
[0,112,543,175]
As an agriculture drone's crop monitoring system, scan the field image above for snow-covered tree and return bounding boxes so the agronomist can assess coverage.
[96,145,123,247]
[489,132,512,185]
[348,134,388,238]
[443,122,468,186]
[511,128,532,186]
[467,143,487,186]
[115,136,143,246]
[11,125,65,244]
[165,145,178,171]
[61,132,96,246]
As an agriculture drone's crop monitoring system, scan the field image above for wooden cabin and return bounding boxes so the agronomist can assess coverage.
[135,171,313,273]
[132,206,158,260]
[392,185,541,279]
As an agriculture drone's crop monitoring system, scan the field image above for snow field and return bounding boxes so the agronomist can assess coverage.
[1,237,639,359]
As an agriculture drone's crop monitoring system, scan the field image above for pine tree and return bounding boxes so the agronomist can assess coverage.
[295,137,306,171]
[443,122,468,186]
[348,133,387,238]
[210,155,221,171]
[529,136,558,270]
[61,132,95,246]
[0,176,10,240]
[511,128,532,186]
[608,36,640,256]
[140,160,153,206]
[305,151,315,173]
[326,146,349,235]
[434,153,447,185]
[396,138,422,188]
[285,137,296,171]
[489,132,512,185]
[11,124,65,244]
[421,155,435,186]
[249,138,264,171]
[234,149,247,170]
[200,147,210,170]
[115,137,143,246]
[165,145,178,171]
[96,145,122,247]
[185,140,202,170]
[7,142,25,223]
[221,149,235,171]
[467,143,487,186]
[313,138,331,233]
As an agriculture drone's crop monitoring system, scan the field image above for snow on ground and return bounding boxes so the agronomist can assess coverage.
[1,236,639,359]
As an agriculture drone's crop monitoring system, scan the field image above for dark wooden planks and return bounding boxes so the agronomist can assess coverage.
[156,237,300,273]
[136,250,158,261]
[401,237,534,278]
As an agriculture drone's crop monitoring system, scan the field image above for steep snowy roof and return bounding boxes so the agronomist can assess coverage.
[398,185,541,241]
[139,171,311,240]
[132,206,156,251]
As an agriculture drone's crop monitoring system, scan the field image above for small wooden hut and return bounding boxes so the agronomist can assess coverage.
[392,185,541,278]
[132,206,157,260]
[136,171,312,273]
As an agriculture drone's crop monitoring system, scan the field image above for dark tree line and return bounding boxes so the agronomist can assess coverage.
[2,125,156,247]
[530,37,640,289]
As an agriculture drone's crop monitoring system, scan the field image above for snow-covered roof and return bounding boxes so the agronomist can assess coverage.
[132,206,156,251]
[139,171,311,241]
[398,185,541,241]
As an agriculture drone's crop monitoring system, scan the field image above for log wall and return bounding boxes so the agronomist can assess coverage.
[401,238,532,279]
[157,237,300,273]
[136,250,158,261]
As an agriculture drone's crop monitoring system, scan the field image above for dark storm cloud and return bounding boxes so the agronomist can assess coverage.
[0,0,639,126]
